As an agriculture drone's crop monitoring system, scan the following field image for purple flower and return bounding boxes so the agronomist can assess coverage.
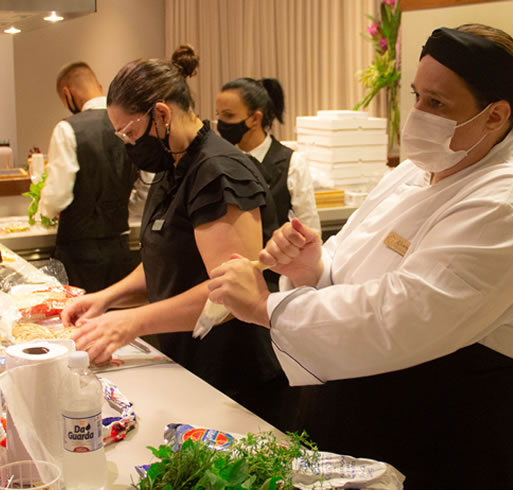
[380,38,388,51]
[383,0,396,6]
[368,22,379,37]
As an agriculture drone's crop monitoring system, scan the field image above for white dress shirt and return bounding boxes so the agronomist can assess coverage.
[244,134,321,233]
[39,96,107,219]
[268,130,513,386]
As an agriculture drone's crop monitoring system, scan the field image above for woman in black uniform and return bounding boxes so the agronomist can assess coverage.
[216,77,320,233]
[62,46,285,414]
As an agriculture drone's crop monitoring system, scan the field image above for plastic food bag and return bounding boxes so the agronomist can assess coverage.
[136,423,405,490]
[0,293,21,344]
[9,285,84,321]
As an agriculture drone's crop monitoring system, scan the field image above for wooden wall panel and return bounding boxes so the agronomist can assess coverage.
[402,0,499,11]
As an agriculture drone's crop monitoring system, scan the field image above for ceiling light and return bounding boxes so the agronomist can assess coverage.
[44,11,64,22]
[4,26,21,34]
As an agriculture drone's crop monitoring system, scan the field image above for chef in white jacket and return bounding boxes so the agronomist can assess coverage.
[207,24,513,490]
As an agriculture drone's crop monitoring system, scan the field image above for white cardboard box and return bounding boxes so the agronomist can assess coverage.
[309,161,387,179]
[296,115,386,131]
[317,110,369,119]
[300,144,388,163]
[297,128,387,147]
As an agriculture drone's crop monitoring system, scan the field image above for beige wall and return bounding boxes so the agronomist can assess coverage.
[12,0,165,166]
[0,34,16,161]
[400,0,513,159]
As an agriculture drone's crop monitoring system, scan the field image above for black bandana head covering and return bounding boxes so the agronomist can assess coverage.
[420,27,513,105]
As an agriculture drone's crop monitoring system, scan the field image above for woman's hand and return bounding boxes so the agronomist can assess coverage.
[259,218,323,287]
[208,255,271,327]
[61,291,111,327]
[71,308,142,364]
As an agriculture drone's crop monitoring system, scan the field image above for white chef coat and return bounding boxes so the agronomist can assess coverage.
[268,130,513,386]
[39,96,107,219]
[245,134,321,233]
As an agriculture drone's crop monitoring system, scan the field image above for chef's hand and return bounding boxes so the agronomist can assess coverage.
[71,308,141,364]
[259,217,323,287]
[208,255,271,327]
[61,291,110,327]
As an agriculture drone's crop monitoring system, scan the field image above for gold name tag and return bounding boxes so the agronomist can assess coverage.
[384,231,410,256]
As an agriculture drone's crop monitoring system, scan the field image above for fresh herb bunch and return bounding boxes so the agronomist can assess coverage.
[138,431,318,490]
[22,172,57,227]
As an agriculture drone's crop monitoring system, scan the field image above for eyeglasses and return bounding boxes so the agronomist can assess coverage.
[114,107,153,145]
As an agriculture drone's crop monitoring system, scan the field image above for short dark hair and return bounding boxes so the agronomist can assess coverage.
[56,61,98,93]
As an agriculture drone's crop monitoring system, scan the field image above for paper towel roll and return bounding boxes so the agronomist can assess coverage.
[2,342,69,474]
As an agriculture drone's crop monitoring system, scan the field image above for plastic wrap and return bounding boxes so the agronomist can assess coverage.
[0,245,83,343]
[0,244,60,293]
[136,423,405,490]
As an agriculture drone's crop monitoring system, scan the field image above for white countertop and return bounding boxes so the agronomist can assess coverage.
[0,216,142,254]
[101,362,279,489]
[0,207,356,254]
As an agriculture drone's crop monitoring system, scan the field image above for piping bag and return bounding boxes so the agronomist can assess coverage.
[193,261,269,340]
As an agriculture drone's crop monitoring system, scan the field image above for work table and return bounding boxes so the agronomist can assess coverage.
[0,196,357,259]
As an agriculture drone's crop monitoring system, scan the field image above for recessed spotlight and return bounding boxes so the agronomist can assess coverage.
[44,11,64,22]
[4,26,21,34]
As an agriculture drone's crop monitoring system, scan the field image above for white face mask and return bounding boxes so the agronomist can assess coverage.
[402,104,491,173]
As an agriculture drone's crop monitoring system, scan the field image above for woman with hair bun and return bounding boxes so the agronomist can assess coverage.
[62,45,288,416]
[216,77,321,234]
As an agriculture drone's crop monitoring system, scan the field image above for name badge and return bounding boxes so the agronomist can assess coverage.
[384,231,410,257]
[152,219,165,231]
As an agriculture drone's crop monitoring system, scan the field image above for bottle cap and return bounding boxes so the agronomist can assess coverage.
[68,350,90,369]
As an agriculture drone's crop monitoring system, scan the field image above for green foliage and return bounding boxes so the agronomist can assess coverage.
[21,172,57,228]
[354,0,402,150]
[137,431,318,490]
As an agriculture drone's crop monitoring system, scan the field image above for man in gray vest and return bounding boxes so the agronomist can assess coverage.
[39,62,139,292]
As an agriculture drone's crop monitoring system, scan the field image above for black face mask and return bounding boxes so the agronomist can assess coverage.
[125,114,175,173]
[217,118,250,145]
[66,91,80,115]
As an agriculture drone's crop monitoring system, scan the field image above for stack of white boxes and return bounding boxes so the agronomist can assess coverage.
[296,110,389,206]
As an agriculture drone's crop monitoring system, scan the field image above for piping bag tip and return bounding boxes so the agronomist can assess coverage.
[193,261,268,340]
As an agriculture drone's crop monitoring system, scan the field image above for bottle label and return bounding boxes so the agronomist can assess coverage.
[63,411,103,452]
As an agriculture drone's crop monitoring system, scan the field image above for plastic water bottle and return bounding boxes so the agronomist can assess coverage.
[62,351,106,489]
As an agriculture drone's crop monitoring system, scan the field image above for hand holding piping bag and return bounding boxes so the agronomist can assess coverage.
[196,218,323,337]
[193,259,269,339]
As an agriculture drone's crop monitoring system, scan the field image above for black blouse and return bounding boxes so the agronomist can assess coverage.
[139,122,282,396]
[140,121,277,302]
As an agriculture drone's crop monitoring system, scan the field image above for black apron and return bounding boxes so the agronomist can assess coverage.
[139,124,288,413]
[297,343,513,489]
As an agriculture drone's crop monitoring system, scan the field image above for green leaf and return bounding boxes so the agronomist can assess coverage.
[259,476,281,490]
[197,469,223,490]
[221,459,249,486]
[138,431,319,490]
[240,474,256,489]
[147,462,165,480]
[40,215,57,228]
